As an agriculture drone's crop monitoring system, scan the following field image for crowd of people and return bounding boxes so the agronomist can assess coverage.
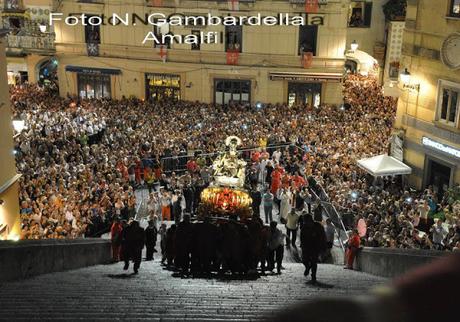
[111,212,328,282]
[11,74,459,254]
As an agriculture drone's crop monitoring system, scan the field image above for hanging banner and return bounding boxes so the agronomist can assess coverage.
[305,0,319,13]
[87,43,99,57]
[301,51,313,68]
[158,45,167,62]
[226,50,239,65]
[228,0,239,11]
[151,0,163,7]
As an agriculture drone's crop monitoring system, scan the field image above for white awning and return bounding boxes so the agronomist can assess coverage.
[357,154,412,177]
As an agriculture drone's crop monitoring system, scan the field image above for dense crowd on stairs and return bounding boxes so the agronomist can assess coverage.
[10,74,459,252]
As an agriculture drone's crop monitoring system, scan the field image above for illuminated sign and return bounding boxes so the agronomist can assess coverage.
[269,72,342,82]
[422,137,460,158]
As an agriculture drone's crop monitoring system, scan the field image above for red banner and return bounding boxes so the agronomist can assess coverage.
[228,0,239,11]
[226,50,239,65]
[158,45,167,62]
[305,0,319,13]
[301,52,313,68]
[151,0,162,7]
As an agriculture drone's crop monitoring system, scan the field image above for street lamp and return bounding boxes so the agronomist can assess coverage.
[350,40,359,52]
[400,68,411,84]
[400,68,420,92]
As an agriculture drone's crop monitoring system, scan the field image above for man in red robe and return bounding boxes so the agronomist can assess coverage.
[271,166,282,195]
[110,218,123,262]
[345,229,361,269]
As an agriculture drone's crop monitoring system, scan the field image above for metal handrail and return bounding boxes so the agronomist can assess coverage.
[134,189,149,222]
[144,143,294,174]
[292,143,348,250]
[317,184,348,234]
[154,143,293,161]
[308,187,345,251]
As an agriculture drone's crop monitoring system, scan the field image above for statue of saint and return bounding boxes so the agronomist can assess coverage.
[212,136,246,188]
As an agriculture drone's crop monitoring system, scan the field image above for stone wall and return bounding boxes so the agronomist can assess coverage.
[0,239,112,282]
[331,246,448,278]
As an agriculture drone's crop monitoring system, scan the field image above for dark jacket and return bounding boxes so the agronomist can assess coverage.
[145,226,158,247]
[300,222,327,255]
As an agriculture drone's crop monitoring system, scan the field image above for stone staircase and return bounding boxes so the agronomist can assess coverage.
[0,248,386,321]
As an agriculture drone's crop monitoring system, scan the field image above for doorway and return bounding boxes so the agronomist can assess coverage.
[425,158,452,196]
[288,82,322,107]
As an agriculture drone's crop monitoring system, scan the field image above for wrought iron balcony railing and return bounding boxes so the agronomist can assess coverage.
[5,33,55,52]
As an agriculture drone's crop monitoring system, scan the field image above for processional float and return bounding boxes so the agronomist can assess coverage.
[198,136,252,220]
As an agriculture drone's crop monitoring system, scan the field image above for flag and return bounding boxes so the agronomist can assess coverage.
[228,0,239,11]
[151,0,162,7]
[87,43,99,56]
[305,0,319,13]
[301,52,313,68]
[158,45,167,63]
[226,50,239,65]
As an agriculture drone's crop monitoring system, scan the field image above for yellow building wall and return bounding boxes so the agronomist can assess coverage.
[396,0,460,189]
[53,0,350,104]
[0,38,21,240]
[346,0,387,55]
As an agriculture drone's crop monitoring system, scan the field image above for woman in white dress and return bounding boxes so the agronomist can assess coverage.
[278,187,292,222]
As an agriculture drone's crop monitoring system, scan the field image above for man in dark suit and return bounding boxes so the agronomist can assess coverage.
[123,220,145,274]
[300,214,326,283]
[144,220,157,261]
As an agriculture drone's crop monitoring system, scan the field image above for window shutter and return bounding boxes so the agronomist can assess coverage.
[364,2,373,27]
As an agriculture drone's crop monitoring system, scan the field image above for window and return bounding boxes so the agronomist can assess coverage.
[191,30,200,50]
[436,80,460,126]
[449,0,460,17]
[153,22,170,48]
[84,15,100,44]
[214,79,250,105]
[78,73,111,99]
[4,0,20,10]
[348,1,373,27]
[288,83,322,107]
[225,25,242,52]
[298,25,318,56]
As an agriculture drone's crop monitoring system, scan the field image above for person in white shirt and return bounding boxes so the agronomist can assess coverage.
[431,219,447,250]
[285,209,300,248]
[278,188,292,222]
[272,149,282,164]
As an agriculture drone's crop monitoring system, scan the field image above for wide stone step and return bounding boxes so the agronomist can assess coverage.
[0,261,386,321]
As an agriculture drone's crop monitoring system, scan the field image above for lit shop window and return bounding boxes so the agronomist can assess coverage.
[145,73,181,102]
[214,79,250,105]
[78,73,111,99]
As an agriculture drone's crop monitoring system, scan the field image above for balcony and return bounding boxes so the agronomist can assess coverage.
[5,32,55,56]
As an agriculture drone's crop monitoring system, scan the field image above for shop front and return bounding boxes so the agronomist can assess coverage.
[65,65,120,99]
[421,136,460,195]
[287,82,322,107]
[145,73,181,102]
[269,71,343,107]
[214,79,251,106]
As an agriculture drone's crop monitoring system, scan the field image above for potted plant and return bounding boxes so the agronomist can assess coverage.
[383,0,407,21]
